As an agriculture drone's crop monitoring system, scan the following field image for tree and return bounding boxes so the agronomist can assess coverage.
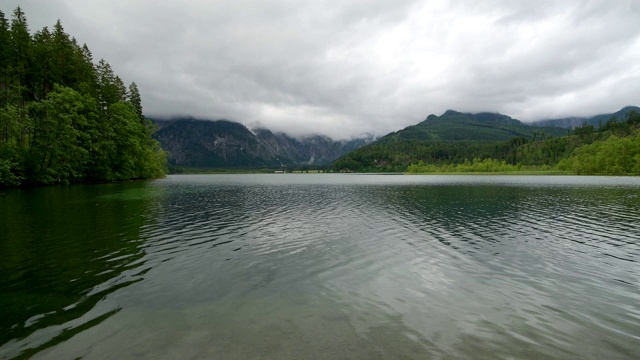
[0,10,10,105]
[95,59,118,112]
[76,44,97,92]
[0,7,165,187]
[31,26,53,100]
[25,85,92,184]
[50,20,77,89]
[9,6,32,144]
[127,81,143,122]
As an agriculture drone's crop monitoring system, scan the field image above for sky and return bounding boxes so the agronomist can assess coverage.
[2,0,640,139]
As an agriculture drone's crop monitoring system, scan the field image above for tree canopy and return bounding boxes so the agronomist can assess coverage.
[0,7,166,186]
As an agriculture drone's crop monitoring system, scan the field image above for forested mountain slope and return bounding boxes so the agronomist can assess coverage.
[405,111,640,175]
[378,110,566,144]
[334,108,639,173]
[334,110,566,171]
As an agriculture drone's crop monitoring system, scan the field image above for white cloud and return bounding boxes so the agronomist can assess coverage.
[3,0,640,139]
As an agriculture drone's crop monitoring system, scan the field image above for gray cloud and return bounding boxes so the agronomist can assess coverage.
[3,0,640,139]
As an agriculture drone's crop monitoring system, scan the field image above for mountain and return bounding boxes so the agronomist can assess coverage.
[378,110,567,144]
[152,118,373,169]
[333,110,571,172]
[151,107,638,171]
[530,106,640,129]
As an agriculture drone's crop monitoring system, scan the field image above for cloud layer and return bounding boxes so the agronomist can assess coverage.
[5,0,640,138]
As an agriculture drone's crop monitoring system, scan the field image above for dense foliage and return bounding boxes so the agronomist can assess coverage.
[0,7,166,186]
[333,136,567,172]
[336,110,640,175]
[407,158,556,174]
[557,133,640,175]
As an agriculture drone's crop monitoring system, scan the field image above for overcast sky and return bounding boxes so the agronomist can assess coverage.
[3,0,640,139]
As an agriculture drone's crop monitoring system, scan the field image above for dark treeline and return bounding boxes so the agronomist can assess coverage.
[0,7,166,187]
[334,111,640,175]
[333,134,574,172]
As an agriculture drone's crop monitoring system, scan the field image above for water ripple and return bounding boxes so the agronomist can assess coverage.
[3,175,640,359]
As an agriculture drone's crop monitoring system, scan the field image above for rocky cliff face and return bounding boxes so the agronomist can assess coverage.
[152,118,373,168]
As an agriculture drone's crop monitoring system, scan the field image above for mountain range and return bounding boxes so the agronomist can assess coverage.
[152,107,637,170]
[529,106,640,128]
[152,118,374,169]
[332,106,639,172]
[378,110,567,144]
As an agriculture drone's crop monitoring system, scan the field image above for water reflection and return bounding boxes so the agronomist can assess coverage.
[1,175,639,359]
[0,182,160,359]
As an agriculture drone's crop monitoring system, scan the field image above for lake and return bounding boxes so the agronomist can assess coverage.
[1,174,639,359]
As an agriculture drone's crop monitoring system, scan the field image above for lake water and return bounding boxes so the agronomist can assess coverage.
[1,174,639,359]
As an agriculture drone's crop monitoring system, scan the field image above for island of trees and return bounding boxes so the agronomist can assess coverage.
[0,7,166,187]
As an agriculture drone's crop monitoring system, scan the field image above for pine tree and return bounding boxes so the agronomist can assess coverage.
[114,75,127,102]
[95,59,118,112]
[0,11,12,142]
[75,44,97,96]
[127,82,143,122]
[32,26,52,100]
[0,10,9,99]
[51,19,76,88]
[9,6,32,143]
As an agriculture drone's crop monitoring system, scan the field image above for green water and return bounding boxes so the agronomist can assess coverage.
[1,175,639,359]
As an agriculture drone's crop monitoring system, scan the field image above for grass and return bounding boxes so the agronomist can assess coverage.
[403,170,569,175]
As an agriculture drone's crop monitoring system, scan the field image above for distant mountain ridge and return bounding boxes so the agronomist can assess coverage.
[530,106,640,129]
[378,110,567,144]
[151,107,637,170]
[152,118,374,169]
[332,106,638,172]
